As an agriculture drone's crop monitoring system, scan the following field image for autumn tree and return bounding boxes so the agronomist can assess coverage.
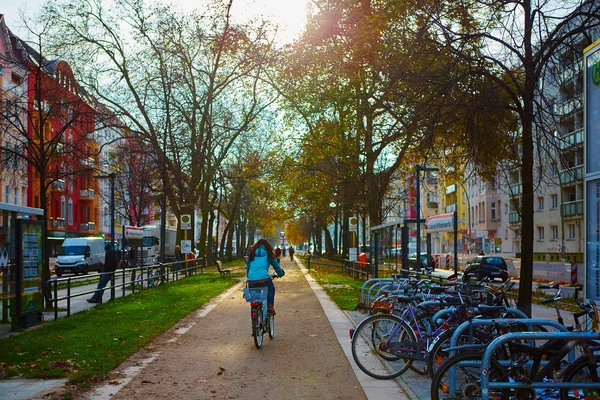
[44,0,280,258]
[416,0,600,316]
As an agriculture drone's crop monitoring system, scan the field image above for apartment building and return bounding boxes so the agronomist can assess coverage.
[0,16,28,209]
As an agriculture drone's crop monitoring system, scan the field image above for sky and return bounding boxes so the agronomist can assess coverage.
[1,0,310,43]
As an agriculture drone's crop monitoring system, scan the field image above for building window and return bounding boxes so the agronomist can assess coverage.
[537,226,545,241]
[551,194,558,209]
[13,188,17,205]
[491,203,497,221]
[537,196,544,211]
[3,186,8,203]
[61,196,66,218]
[68,199,73,225]
[568,224,576,239]
[0,65,4,75]
[551,225,558,240]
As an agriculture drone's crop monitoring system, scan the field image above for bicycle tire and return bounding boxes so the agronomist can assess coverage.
[351,313,414,379]
[427,326,492,379]
[408,313,432,375]
[151,272,161,287]
[559,353,600,400]
[268,315,274,339]
[252,306,264,349]
[430,352,508,400]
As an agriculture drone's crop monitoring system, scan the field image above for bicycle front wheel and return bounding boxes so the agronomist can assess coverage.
[252,307,264,349]
[560,353,600,400]
[351,314,414,379]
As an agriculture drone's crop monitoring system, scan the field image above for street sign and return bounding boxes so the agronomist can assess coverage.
[181,214,192,230]
[124,226,144,239]
[181,240,192,254]
[349,216,358,232]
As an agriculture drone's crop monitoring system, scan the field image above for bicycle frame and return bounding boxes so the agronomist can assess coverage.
[382,301,470,360]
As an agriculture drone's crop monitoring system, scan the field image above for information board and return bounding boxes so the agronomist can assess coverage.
[17,220,43,315]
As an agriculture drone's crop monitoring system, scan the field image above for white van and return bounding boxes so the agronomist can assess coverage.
[55,237,106,277]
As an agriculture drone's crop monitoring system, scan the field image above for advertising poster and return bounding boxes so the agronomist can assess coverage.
[586,42,600,174]
[586,180,600,300]
[19,221,43,314]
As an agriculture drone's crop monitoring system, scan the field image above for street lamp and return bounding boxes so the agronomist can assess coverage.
[415,164,439,273]
[95,172,115,247]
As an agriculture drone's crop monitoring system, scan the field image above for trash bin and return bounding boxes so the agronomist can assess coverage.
[358,253,367,269]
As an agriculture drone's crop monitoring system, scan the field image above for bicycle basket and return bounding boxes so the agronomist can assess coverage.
[243,287,268,303]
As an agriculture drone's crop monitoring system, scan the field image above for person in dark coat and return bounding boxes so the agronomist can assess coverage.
[87,244,119,303]
[289,245,295,261]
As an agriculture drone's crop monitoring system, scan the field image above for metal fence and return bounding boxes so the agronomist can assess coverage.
[44,258,207,320]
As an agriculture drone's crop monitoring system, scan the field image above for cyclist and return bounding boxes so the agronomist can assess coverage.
[246,239,285,315]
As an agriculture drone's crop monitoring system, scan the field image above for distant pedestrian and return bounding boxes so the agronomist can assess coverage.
[289,245,295,261]
[275,246,282,263]
[87,244,119,303]
[479,250,485,256]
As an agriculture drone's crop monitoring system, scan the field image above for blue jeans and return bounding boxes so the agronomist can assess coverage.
[91,272,114,301]
[248,279,275,306]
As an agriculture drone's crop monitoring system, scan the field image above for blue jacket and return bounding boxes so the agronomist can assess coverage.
[246,244,285,281]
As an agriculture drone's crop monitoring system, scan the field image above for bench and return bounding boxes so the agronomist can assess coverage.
[216,260,232,278]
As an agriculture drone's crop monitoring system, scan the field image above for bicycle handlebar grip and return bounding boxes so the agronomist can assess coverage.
[541,298,556,304]
[538,285,551,289]
[574,310,588,319]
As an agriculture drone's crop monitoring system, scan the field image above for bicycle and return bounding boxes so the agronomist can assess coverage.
[430,295,600,399]
[134,264,162,289]
[243,274,277,349]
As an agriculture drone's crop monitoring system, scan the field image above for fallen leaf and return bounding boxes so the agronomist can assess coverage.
[108,380,120,385]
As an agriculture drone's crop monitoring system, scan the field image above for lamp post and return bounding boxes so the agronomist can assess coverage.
[95,172,115,247]
[415,164,439,273]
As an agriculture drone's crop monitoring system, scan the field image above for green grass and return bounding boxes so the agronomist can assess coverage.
[307,264,364,310]
[0,269,239,385]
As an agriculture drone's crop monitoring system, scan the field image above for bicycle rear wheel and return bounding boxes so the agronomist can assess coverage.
[267,315,274,339]
[252,306,264,349]
[351,314,414,379]
[560,353,600,400]
[430,352,508,400]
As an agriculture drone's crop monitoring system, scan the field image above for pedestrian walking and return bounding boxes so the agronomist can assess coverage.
[275,246,282,263]
[87,244,119,303]
[289,245,295,261]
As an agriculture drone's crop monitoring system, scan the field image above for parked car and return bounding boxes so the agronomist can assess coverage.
[408,252,436,271]
[55,237,106,277]
[463,255,509,282]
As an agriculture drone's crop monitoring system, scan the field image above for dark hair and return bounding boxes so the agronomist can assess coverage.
[248,239,275,261]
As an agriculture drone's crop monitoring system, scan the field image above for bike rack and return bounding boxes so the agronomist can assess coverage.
[440,318,574,393]
[480,331,600,400]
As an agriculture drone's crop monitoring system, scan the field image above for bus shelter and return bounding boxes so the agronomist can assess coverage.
[370,218,432,278]
[0,203,45,331]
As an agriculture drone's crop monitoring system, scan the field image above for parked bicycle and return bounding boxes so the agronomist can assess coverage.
[430,285,600,400]
[134,264,163,289]
[243,274,278,349]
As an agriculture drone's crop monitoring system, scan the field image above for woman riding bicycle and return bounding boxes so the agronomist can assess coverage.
[246,239,285,315]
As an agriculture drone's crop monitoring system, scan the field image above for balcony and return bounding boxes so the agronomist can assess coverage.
[80,157,95,168]
[79,189,95,200]
[445,203,457,213]
[51,180,65,191]
[509,183,522,197]
[80,222,96,232]
[50,218,66,229]
[559,128,583,151]
[509,212,522,225]
[559,165,583,185]
[556,98,578,116]
[562,199,583,218]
